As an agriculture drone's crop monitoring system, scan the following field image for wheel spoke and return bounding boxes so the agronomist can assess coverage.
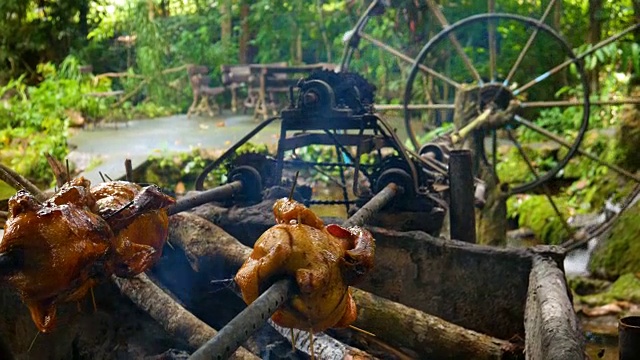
[514,23,640,95]
[425,0,483,84]
[513,115,640,183]
[359,32,462,89]
[488,0,497,82]
[505,129,574,236]
[503,0,557,86]
[520,98,640,108]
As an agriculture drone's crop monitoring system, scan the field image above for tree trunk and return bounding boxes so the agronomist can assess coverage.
[239,2,251,64]
[147,0,155,21]
[588,0,603,93]
[78,0,89,41]
[220,0,233,46]
[159,0,169,16]
[553,0,562,30]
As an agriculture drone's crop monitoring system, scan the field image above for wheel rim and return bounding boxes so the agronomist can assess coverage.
[403,13,590,194]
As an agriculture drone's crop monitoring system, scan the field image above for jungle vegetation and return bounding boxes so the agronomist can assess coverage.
[0,0,639,246]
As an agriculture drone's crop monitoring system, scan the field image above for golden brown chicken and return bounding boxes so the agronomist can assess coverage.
[91,181,174,277]
[0,177,174,333]
[234,198,375,332]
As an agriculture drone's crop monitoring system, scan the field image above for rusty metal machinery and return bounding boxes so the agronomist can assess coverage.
[194,70,466,233]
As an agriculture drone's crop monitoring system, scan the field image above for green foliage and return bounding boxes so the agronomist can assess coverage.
[507,194,572,245]
[566,276,610,297]
[0,0,96,82]
[249,0,352,64]
[496,147,536,185]
[143,142,270,191]
[292,145,352,184]
[108,101,179,122]
[0,56,113,187]
[144,149,209,190]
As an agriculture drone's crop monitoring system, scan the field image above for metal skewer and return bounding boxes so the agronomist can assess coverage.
[187,182,401,359]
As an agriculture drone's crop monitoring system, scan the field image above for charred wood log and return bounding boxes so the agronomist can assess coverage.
[269,321,376,359]
[168,212,377,358]
[189,202,532,340]
[351,288,523,360]
[112,274,258,359]
[168,211,523,359]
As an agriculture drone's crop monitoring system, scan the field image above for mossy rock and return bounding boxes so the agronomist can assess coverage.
[578,273,640,306]
[508,194,571,245]
[589,201,640,279]
[496,146,535,185]
[566,276,611,296]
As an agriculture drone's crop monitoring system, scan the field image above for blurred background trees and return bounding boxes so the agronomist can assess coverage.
[0,0,638,191]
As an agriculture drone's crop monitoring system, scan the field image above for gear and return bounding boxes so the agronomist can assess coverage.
[226,153,277,188]
[301,70,377,115]
[370,155,418,195]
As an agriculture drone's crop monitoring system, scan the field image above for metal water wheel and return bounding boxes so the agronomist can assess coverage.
[340,0,640,248]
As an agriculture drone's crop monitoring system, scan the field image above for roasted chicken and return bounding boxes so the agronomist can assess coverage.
[0,177,174,333]
[235,198,375,332]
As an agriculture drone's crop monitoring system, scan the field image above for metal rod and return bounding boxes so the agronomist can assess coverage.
[187,278,294,360]
[520,98,640,108]
[167,181,243,215]
[425,0,483,84]
[195,116,280,190]
[619,316,640,360]
[451,109,492,145]
[344,182,400,228]
[513,115,640,183]
[505,129,574,237]
[448,150,476,243]
[487,0,496,82]
[359,32,462,89]
[562,183,640,251]
[503,0,556,86]
[189,183,401,359]
[514,23,640,95]
[338,0,380,71]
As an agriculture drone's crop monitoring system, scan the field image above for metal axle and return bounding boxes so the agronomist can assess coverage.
[188,279,294,360]
[187,182,400,359]
[167,181,243,215]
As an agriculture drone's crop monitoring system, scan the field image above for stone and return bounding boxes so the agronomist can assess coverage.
[589,201,640,279]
